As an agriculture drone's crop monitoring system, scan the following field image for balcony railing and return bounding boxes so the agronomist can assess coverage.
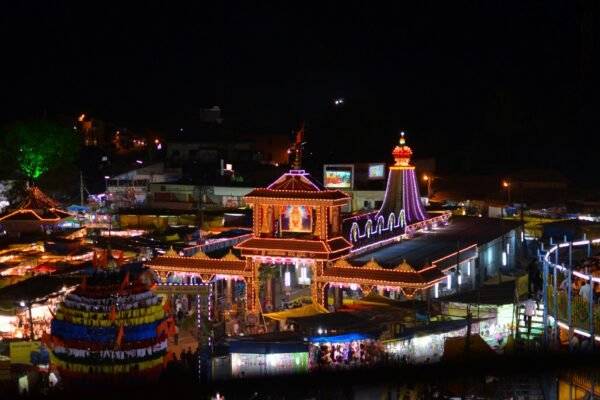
[542,236,600,348]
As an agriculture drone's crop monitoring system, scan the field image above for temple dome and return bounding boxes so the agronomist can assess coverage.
[392,132,413,166]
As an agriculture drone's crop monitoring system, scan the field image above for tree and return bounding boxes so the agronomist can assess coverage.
[1,120,79,184]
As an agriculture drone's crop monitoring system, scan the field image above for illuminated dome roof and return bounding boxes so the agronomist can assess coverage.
[392,132,413,166]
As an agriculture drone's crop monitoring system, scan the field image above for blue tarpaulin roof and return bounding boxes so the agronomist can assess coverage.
[67,205,89,211]
[308,333,376,343]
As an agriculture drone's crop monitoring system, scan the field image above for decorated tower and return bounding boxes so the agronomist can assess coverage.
[375,132,428,228]
[47,267,173,387]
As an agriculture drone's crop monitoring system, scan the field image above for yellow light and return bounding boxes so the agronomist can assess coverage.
[502,181,509,187]
[423,175,429,181]
[154,139,160,144]
[78,114,85,122]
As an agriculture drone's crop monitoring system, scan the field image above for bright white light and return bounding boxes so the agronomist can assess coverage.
[284,271,291,287]
[349,283,357,291]
[574,329,591,338]
[318,328,323,335]
[447,275,452,290]
[502,252,507,267]
[467,260,471,276]
[458,275,462,285]
[506,243,510,255]
[299,266,309,284]
[434,283,439,298]
[19,301,25,307]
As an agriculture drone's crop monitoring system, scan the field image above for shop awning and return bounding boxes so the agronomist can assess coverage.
[263,303,329,321]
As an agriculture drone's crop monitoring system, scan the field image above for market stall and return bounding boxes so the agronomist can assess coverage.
[308,333,379,369]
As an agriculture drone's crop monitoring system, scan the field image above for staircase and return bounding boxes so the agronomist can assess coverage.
[516,301,545,345]
[499,376,545,400]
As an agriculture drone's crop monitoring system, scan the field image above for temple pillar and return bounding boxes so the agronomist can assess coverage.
[331,206,340,236]
[245,276,259,314]
[225,277,233,310]
[333,286,343,310]
[320,206,327,240]
[264,276,274,313]
[213,280,219,322]
[312,281,328,308]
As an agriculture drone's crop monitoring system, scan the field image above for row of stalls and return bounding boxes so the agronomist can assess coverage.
[212,303,517,380]
[212,276,526,381]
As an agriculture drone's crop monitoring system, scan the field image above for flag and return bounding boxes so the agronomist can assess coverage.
[156,319,169,337]
[109,305,117,321]
[162,298,172,313]
[116,324,124,346]
[52,335,64,348]
[41,332,52,347]
[163,351,174,366]
[92,251,99,271]
[295,124,304,144]
[168,318,178,336]
[119,272,130,292]
[116,251,124,267]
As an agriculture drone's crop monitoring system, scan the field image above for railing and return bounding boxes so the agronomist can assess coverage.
[542,236,600,349]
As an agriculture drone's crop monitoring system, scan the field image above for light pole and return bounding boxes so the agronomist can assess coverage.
[423,174,435,198]
[503,180,511,204]
[104,176,110,196]
[19,300,34,340]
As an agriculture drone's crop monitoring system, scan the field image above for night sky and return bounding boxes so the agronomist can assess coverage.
[1,2,598,186]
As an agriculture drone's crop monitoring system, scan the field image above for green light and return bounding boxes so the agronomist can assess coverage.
[2,120,79,181]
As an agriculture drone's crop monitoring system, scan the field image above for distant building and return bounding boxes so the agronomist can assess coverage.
[147,182,252,210]
[107,163,181,208]
[76,115,106,148]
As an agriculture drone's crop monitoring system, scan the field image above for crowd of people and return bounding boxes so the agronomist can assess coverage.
[312,340,381,369]
[558,257,600,303]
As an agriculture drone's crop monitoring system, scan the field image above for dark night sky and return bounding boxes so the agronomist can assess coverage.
[1,1,598,186]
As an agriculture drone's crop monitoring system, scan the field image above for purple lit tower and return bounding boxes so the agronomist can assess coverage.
[375,132,428,230]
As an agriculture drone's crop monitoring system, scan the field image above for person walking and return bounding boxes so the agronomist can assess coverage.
[518,296,537,337]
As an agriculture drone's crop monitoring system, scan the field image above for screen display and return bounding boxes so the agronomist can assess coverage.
[280,205,312,232]
[323,165,353,189]
[368,164,385,179]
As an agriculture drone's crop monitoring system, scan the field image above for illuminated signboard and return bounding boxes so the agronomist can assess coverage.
[323,164,354,189]
[280,205,312,232]
[368,163,385,180]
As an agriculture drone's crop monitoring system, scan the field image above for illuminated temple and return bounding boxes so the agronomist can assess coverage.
[146,133,521,320]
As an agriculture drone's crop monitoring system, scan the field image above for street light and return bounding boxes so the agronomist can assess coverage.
[104,176,110,194]
[502,180,511,204]
[423,174,437,198]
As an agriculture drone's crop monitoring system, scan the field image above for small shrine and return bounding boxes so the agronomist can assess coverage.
[0,186,71,235]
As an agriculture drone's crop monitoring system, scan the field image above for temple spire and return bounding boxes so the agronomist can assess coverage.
[392,131,413,167]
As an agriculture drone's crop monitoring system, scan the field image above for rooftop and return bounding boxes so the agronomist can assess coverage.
[350,216,521,269]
